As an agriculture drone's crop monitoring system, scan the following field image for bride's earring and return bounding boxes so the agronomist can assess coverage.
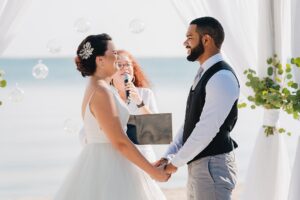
[131,76,135,83]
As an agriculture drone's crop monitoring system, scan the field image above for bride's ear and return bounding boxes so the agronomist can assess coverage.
[95,56,104,67]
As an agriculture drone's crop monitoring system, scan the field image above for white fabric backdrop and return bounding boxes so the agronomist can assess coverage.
[289,0,300,195]
[291,0,300,83]
[170,0,294,199]
[243,1,291,199]
[288,136,300,200]
[257,0,291,77]
[291,0,300,58]
[0,0,33,55]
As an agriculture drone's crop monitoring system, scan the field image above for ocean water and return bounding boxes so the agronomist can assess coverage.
[0,58,299,199]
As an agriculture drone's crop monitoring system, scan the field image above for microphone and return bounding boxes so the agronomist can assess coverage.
[124,73,132,104]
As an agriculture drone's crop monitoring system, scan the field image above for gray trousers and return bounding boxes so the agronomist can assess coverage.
[187,152,237,200]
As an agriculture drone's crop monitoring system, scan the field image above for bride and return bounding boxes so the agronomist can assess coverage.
[54,33,168,200]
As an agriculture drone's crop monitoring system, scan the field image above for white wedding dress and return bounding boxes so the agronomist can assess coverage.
[55,86,166,200]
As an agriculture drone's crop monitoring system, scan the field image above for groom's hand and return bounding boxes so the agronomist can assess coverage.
[165,163,177,174]
[153,158,168,167]
[151,166,171,182]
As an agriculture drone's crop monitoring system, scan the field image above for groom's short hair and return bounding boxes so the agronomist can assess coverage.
[190,17,224,49]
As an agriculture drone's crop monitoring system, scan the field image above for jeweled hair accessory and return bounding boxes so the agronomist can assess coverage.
[79,42,94,59]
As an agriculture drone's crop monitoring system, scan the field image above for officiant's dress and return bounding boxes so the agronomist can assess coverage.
[55,86,166,200]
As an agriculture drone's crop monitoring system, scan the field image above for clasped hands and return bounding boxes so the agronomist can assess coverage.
[152,158,177,182]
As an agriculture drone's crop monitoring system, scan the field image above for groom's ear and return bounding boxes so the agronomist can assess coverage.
[202,35,210,46]
[203,34,215,48]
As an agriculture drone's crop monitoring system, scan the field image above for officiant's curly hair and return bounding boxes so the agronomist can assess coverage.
[190,17,224,49]
[117,50,150,88]
[75,33,112,77]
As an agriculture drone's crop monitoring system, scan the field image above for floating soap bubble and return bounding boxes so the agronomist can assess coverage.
[129,18,145,34]
[64,118,78,134]
[74,18,91,33]
[8,83,25,103]
[32,60,49,80]
[0,69,5,77]
[47,38,62,54]
[0,70,5,84]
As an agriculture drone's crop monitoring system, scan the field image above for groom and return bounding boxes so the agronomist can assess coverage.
[155,17,240,199]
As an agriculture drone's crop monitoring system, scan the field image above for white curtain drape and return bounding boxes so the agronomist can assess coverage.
[291,0,300,83]
[288,136,300,200]
[288,1,300,199]
[243,1,291,199]
[243,111,290,200]
[257,0,291,77]
[0,0,31,55]
[170,0,292,199]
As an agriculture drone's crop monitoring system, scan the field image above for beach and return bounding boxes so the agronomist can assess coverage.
[162,184,241,200]
[2,186,241,200]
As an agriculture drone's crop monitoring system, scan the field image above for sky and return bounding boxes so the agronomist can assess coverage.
[2,0,189,58]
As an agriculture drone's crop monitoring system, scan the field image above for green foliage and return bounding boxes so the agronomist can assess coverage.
[237,102,247,108]
[241,56,300,136]
[263,126,287,137]
[0,69,6,106]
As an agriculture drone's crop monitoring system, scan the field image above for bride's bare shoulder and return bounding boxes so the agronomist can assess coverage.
[92,80,113,99]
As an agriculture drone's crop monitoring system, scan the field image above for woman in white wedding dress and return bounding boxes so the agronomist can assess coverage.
[54,34,168,200]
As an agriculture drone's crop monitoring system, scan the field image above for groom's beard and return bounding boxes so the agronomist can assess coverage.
[186,41,204,62]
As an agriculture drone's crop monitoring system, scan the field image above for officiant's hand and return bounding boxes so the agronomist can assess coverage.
[165,163,177,174]
[125,82,142,105]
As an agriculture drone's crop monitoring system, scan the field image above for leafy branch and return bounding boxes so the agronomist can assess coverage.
[238,55,300,136]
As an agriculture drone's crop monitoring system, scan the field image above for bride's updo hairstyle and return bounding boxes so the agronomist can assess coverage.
[75,33,112,77]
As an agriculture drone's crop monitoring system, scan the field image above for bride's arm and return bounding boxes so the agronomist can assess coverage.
[90,84,169,182]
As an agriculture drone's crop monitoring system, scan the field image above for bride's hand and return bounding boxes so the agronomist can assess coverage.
[153,158,168,167]
[150,167,171,182]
